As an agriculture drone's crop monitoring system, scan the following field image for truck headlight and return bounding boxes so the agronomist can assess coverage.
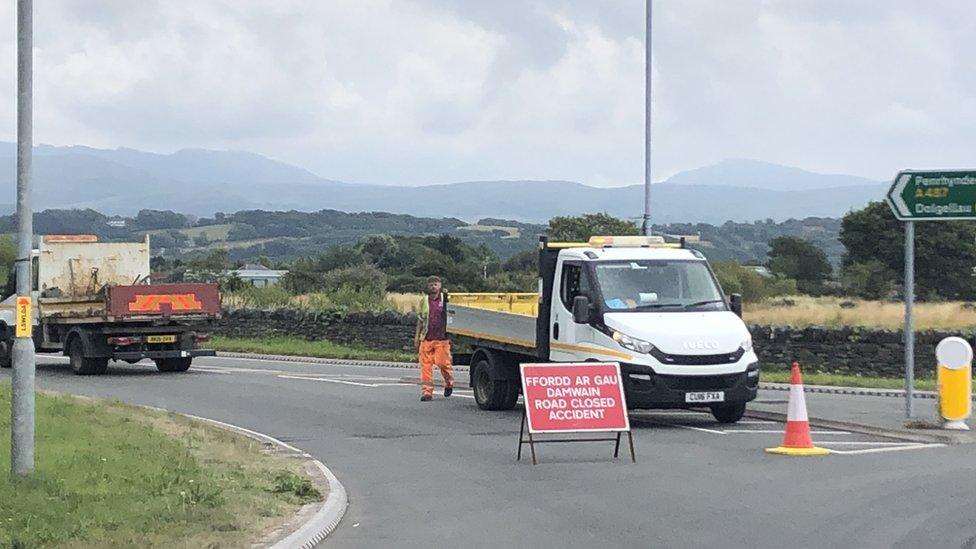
[612,330,655,354]
[740,337,753,352]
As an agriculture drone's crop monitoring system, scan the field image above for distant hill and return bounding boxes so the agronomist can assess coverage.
[0,143,887,223]
[663,158,884,191]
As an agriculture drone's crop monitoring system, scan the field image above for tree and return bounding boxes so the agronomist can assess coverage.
[548,213,639,241]
[0,235,15,286]
[134,209,189,231]
[840,201,976,300]
[766,236,832,295]
[840,260,896,300]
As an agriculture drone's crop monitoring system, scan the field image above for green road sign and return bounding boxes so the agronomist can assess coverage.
[887,170,976,221]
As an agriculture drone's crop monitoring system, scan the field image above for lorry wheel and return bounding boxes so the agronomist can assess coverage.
[155,357,192,373]
[710,403,746,424]
[69,338,108,375]
[472,359,518,411]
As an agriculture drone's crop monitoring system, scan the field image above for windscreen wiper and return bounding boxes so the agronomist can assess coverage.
[682,299,725,309]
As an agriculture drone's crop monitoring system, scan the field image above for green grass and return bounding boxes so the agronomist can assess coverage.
[212,336,416,363]
[761,369,939,391]
[0,384,321,548]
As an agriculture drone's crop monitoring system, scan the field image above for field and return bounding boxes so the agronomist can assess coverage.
[0,384,320,548]
[745,296,976,330]
[147,223,235,241]
[458,224,521,239]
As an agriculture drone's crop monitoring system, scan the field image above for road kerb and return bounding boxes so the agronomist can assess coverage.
[181,413,349,549]
[744,409,972,445]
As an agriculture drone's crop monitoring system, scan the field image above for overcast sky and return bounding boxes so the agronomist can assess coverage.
[1,0,974,186]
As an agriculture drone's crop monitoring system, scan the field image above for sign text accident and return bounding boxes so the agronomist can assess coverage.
[517,363,635,464]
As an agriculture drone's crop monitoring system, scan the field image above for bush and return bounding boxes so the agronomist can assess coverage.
[227,285,293,309]
[322,265,390,312]
[841,260,896,300]
[711,261,796,303]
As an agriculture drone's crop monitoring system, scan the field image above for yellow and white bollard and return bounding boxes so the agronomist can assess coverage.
[936,337,972,431]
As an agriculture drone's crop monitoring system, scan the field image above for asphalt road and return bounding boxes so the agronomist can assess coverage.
[4,355,976,548]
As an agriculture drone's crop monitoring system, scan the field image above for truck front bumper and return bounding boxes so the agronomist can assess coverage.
[620,362,759,409]
[112,349,217,361]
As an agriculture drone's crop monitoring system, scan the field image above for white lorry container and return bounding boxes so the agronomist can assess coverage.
[448,235,759,423]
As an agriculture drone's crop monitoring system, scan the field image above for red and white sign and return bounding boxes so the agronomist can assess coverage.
[520,363,629,434]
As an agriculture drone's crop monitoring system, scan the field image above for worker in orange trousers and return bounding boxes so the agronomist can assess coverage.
[415,276,454,401]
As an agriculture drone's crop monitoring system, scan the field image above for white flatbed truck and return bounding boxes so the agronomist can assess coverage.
[448,235,759,423]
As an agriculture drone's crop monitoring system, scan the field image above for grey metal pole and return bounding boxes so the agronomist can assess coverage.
[11,0,35,477]
[641,0,653,236]
[904,221,915,418]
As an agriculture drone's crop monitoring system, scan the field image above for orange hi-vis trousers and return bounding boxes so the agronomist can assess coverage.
[419,340,454,397]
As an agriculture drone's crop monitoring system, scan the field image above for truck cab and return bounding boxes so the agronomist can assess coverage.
[448,235,759,423]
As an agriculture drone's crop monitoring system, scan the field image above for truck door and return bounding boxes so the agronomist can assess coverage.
[549,260,593,361]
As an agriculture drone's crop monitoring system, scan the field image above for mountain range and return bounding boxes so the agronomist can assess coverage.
[0,143,888,223]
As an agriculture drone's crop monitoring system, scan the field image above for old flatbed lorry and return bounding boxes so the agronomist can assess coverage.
[448,235,759,423]
[0,235,219,374]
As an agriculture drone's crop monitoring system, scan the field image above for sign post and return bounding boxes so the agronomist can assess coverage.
[517,363,635,465]
[887,170,976,418]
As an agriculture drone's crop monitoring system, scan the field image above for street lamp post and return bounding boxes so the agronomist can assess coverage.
[11,0,36,478]
[641,0,653,236]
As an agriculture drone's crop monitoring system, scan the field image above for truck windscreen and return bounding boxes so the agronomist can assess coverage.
[593,260,725,312]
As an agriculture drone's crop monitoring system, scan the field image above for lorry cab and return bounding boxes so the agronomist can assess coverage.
[541,236,758,421]
[448,235,759,423]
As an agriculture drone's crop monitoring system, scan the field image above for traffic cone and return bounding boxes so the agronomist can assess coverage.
[766,362,829,456]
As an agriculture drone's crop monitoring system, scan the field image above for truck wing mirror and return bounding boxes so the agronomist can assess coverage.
[729,293,743,318]
[572,295,592,324]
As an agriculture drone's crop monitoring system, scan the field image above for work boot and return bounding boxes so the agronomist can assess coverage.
[421,394,432,402]
[444,386,453,397]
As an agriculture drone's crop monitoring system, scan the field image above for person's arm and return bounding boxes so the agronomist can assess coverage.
[415,317,422,350]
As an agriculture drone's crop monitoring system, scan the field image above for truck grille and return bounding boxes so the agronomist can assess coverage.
[649,347,744,366]
[656,373,743,391]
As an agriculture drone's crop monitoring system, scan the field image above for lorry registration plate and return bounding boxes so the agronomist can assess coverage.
[147,335,177,344]
[685,391,724,403]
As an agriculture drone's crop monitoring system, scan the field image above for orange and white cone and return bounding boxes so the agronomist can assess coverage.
[766,362,829,456]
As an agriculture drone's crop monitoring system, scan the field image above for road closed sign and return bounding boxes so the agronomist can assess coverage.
[520,363,629,433]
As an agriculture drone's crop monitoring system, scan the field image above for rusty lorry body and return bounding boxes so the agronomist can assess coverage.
[0,235,220,374]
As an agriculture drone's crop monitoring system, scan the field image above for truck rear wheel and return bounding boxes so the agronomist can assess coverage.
[155,357,192,373]
[472,358,519,411]
[710,403,746,424]
[69,338,108,375]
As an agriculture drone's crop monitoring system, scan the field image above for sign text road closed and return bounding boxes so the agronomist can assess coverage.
[520,363,629,433]
[887,170,976,221]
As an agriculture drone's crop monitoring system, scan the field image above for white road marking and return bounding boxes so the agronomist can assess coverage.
[817,441,930,446]
[278,374,410,387]
[194,365,275,374]
[723,430,852,435]
[733,420,777,425]
[828,444,945,455]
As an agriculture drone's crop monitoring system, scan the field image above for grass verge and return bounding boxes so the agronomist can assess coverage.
[0,383,321,548]
[761,369,939,391]
[212,335,416,363]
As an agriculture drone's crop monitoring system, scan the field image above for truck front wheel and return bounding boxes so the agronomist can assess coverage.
[710,403,746,424]
[69,338,108,375]
[155,357,192,373]
[472,358,518,411]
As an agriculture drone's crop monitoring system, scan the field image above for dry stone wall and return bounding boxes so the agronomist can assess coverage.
[216,308,972,376]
